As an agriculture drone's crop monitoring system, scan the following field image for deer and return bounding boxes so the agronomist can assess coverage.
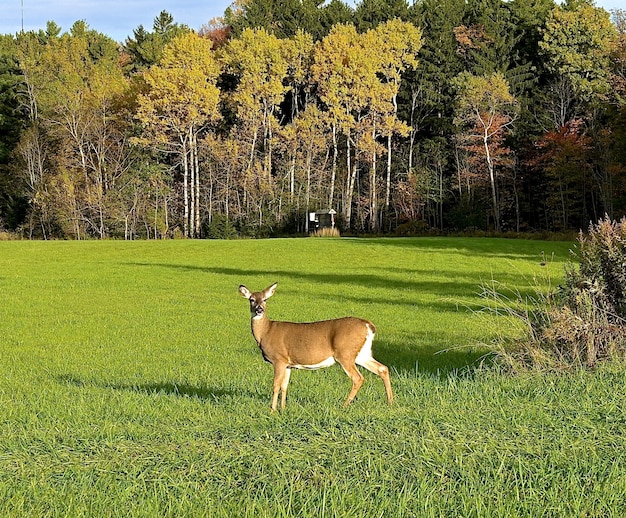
[238,282,393,411]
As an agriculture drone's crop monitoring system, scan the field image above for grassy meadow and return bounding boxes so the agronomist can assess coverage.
[1,237,626,517]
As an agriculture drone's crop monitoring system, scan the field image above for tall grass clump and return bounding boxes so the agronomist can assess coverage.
[488,216,626,370]
[310,227,340,237]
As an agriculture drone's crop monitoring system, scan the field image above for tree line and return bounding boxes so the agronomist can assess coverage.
[0,0,624,239]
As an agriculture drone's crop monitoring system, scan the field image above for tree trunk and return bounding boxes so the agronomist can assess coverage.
[484,133,500,232]
[371,128,378,232]
[193,131,200,237]
[345,133,355,229]
[408,91,418,175]
[329,123,338,208]
[182,138,189,238]
[385,134,392,212]
[189,130,195,238]
[305,149,312,233]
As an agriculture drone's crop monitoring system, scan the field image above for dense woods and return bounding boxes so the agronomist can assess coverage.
[0,0,624,239]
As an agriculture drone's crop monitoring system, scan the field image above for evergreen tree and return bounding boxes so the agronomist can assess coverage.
[409,0,465,138]
[225,0,306,39]
[224,0,354,41]
[354,0,410,31]
[124,11,190,71]
[0,36,28,228]
[319,0,354,36]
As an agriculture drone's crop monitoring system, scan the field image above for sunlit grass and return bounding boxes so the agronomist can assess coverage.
[2,237,625,516]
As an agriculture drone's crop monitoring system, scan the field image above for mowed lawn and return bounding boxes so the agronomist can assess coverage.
[1,237,625,517]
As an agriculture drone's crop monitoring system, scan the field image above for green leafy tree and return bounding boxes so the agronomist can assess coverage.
[0,35,28,229]
[319,0,355,35]
[13,25,131,238]
[406,0,464,170]
[225,0,307,39]
[457,0,536,95]
[540,2,618,102]
[508,0,555,70]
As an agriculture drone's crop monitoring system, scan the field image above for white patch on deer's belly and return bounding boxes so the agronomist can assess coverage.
[289,356,336,370]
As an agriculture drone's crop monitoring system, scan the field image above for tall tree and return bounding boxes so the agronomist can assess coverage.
[283,29,315,121]
[406,0,463,196]
[312,24,374,227]
[0,35,28,229]
[354,0,410,31]
[136,32,221,237]
[221,27,290,227]
[540,2,618,102]
[453,71,520,231]
[371,19,422,220]
[610,9,626,104]
[15,24,131,238]
[312,22,418,229]
[526,120,593,229]
[124,11,191,71]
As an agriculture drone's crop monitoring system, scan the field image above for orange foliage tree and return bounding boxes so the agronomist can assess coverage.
[453,71,519,231]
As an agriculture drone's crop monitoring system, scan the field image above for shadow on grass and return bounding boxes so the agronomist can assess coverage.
[128,262,493,310]
[375,338,495,378]
[56,374,258,402]
[347,236,573,260]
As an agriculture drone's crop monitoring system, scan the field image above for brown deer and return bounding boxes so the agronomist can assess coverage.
[239,282,393,411]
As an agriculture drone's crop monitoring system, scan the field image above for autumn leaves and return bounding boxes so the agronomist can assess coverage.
[134,21,423,236]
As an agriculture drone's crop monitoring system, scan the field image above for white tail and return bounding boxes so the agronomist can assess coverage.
[239,282,393,411]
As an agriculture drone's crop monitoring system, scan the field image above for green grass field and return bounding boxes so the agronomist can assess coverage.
[2,237,626,517]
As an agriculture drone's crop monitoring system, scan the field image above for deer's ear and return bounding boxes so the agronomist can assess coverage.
[264,282,278,299]
[239,285,252,299]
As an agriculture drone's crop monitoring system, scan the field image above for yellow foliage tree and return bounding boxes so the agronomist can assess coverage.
[221,28,289,181]
[312,21,422,230]
[136,32,221,237]
[371,19,423,216]
[18,27,130,238]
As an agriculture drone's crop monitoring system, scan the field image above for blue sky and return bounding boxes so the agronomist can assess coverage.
[0,1,238,42]
[0,0,622,44]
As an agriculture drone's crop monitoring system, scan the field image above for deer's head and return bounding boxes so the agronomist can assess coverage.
[239,283,277,319]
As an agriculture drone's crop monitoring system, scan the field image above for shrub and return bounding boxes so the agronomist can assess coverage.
[550,216,626,367]
[310,227,340,238]
[488,216,626,370]
[204,214,238,239]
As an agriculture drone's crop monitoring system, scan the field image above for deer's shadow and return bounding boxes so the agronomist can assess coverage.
[56,375,261,402]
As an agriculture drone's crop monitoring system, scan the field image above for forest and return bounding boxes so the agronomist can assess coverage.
[0,0,624,239]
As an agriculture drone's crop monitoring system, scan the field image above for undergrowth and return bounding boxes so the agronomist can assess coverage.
[309,227,341,238]
[484,216,626,371]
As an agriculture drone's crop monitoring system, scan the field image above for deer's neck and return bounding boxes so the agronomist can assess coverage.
[251,315,271,344]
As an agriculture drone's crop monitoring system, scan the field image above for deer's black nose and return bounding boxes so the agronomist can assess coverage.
[254,306,264,315]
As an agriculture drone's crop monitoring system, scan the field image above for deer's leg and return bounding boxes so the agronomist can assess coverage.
[338,361,364,407]
[271,363,288,412]
[357,358,394,405]
[280,368,291,410]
